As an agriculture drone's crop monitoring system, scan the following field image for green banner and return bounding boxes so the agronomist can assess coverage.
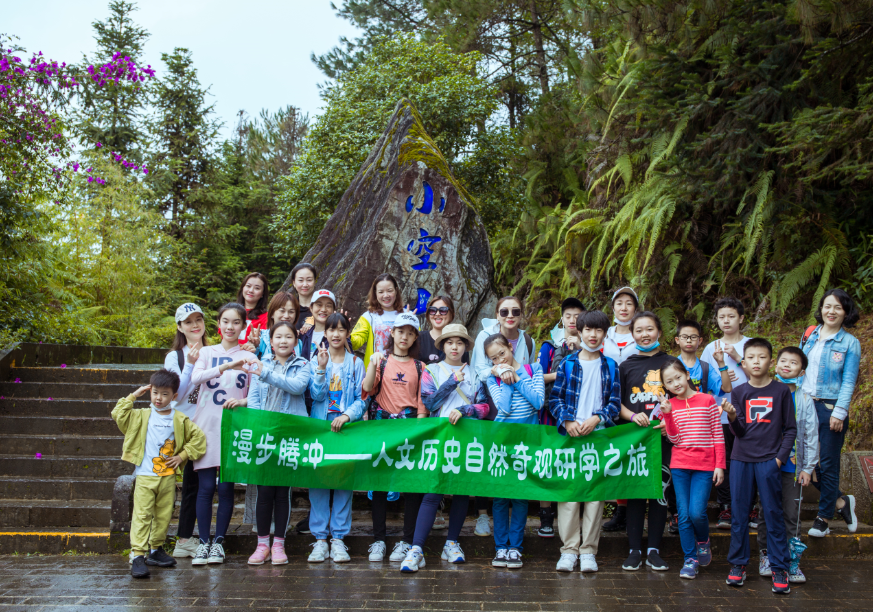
[220,408,663,502]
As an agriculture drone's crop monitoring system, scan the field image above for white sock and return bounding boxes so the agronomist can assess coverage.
[257,535,270,547]
[648,548,659,555]
[150,549,158,554]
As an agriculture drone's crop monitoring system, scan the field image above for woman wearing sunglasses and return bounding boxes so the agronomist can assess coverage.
[418,296,468,365]
[471,296,537,385]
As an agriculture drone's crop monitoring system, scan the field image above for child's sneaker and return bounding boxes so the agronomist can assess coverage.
[248,543,271,566]
[192,540,210,566]
[271,542,288,565]
[145,548,176,567]
[646,550,668,571]
[207,539,225,564]
[758,549,772,576]
[789,566,807,583]
[474,514,491,536]
[172,538,199,558]
[772,569,791,594]
[579,553,598,573]
[389,541,410,561]
[667,514,679,534]
[696,540,712,567]
[717,506,732,530]
[330,539,350,563]
[400,546,425,573]
[837,494,857,533]
[309,540,329,563]
[537,507,555,538]
[368,540,386,562]
[749,507,760,529]
[679,559,699,580]
[808,517,830,538]
[726,564,746,586]
[441,540,465,563]
[492,548,508,567]
[505,548,523,569]
[556,553,577,572]
[622,550,642,571]
[130,555,150,578]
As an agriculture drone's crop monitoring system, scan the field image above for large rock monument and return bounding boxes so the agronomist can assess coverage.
[283,98,494,326]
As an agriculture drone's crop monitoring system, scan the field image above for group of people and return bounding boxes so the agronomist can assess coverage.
[113,264,863,596]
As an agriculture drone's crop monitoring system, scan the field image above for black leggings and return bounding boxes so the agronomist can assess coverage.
[177,460,199,539]
[413,494,468,548]
[256,485,291,538]
[627,498,669,552]
[195,467,234,543]
[372,492,422,543]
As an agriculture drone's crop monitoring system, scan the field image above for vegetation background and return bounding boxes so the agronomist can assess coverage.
[2,0,871,447]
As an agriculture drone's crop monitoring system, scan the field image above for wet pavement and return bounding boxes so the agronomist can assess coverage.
[1,554,872,611]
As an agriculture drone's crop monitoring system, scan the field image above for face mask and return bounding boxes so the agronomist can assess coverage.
[582,342,603,353]
[614,316,633,326]
[635,340,660,353]
[776,373,800,386]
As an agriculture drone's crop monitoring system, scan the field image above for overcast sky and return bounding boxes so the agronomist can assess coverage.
[4,0,361,139]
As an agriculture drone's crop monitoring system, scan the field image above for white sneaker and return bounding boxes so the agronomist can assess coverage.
[492,548,508,567]
[192,541,210,566]
[172,538,199,558]
[441,540,466,563]
[474,514,491,536]
[505,548,523,569]
[400,546,425,572]
[330,538,350,563]
[308,540,329,563]
[206,540,225,564]
[389,541,410,561]
[368,540,387,561]
[432,514,447,530]
[556,553,578,572]
[579,553,598,573]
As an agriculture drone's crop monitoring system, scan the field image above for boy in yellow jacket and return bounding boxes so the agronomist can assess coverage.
[112,369,206,578]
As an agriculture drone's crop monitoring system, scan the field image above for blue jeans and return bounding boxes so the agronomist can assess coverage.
[310,488,353,540]
[492,498,527,551]
[728,459,789,571]
[672,468,713,561]
[812,399,846,520]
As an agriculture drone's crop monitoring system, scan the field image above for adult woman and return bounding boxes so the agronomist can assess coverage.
[235,272,270,345]
[801,289,862,538]
[471,296,536,384]
[618,311,674,572]
[290,263,317,330]
[418,295,469,365]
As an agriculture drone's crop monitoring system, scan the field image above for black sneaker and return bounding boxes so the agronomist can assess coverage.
[837,494,857,533]
[145,548,177,567]
[646,550,669,571]
[130,555,150,579]
[603,504,626,532]
[808,516,830,538]
[749,507,760,529]
[622,549,642,571]
[771,569,791,594]
[717,506,732,530]
[667,514,679,534]
[537,507,555,538]
[726,564,746,586]
[296,515,311,535]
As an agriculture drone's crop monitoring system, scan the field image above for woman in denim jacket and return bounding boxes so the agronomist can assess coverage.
[800,289,861,538]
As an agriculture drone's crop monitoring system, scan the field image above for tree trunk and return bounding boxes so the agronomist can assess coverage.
[528,0,550,96]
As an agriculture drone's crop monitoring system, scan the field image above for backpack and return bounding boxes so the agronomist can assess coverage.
[367,356,424,419]
[176,349,200,405]
[699,360,710,394]
[800,324,817,350]
[480,363,534,422]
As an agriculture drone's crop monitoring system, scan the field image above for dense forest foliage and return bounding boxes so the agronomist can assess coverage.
[2,0,872,349]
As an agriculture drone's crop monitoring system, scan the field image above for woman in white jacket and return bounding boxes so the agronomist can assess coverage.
[471,296,537,385]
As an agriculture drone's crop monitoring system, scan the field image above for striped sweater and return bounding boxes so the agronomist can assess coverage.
[661,392,726,471]
[486,363,545,425]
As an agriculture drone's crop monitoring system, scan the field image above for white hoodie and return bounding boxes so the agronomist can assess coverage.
[603,325,638,365]
[470,318,537,385]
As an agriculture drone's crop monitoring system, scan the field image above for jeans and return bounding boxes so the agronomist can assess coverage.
[493,498,527,551]
[413,494,469,548]
[812,399,847,520]
[195,467,235,543]
[255,485,291,538]
[310,488,353,540]
[728,459,789,571]
[672,468,713,561]
[177,460,199,539]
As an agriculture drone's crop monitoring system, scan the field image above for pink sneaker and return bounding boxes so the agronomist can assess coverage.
[271,542,288,565]
[247,543,271,565]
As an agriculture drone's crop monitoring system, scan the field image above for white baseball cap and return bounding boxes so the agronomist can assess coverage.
[393,312,420,332]
[611,286,639,306]
[312,289,336,307]
[175,303,204,323]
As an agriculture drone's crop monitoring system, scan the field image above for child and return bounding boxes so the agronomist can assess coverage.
[755,346,819,583]
[674,320,732,397]
[307,313,367,564]
[362,311,427,562]
[112,369,206,578]
[701,297,752,529]
[723,338,797,594]
[231,321,311,566]
[401,323,490,573]
[244,291,299,359]
[656,358,726,580]
[190,302,256,566]
[352,273,405,364]
[235,272,270,345]
[549,310,620,574]
[289,262,317,330]
[484,333,545,569]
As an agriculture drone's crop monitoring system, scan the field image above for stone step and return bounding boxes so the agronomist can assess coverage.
[0,381,139,400]
[9,366,162,385]
[0,499,111,528]
[0,415,120,436]
[0,397,148,418]
[3,434,122,457]
[0,477,116,501]
[0,456,131,479]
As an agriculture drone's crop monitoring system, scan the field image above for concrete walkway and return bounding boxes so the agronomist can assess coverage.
[1,554,872,610]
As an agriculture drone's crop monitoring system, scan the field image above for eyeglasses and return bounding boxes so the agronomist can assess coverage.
[499,308,522,317]
[428,307,450,315]
[677,334,701,341]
